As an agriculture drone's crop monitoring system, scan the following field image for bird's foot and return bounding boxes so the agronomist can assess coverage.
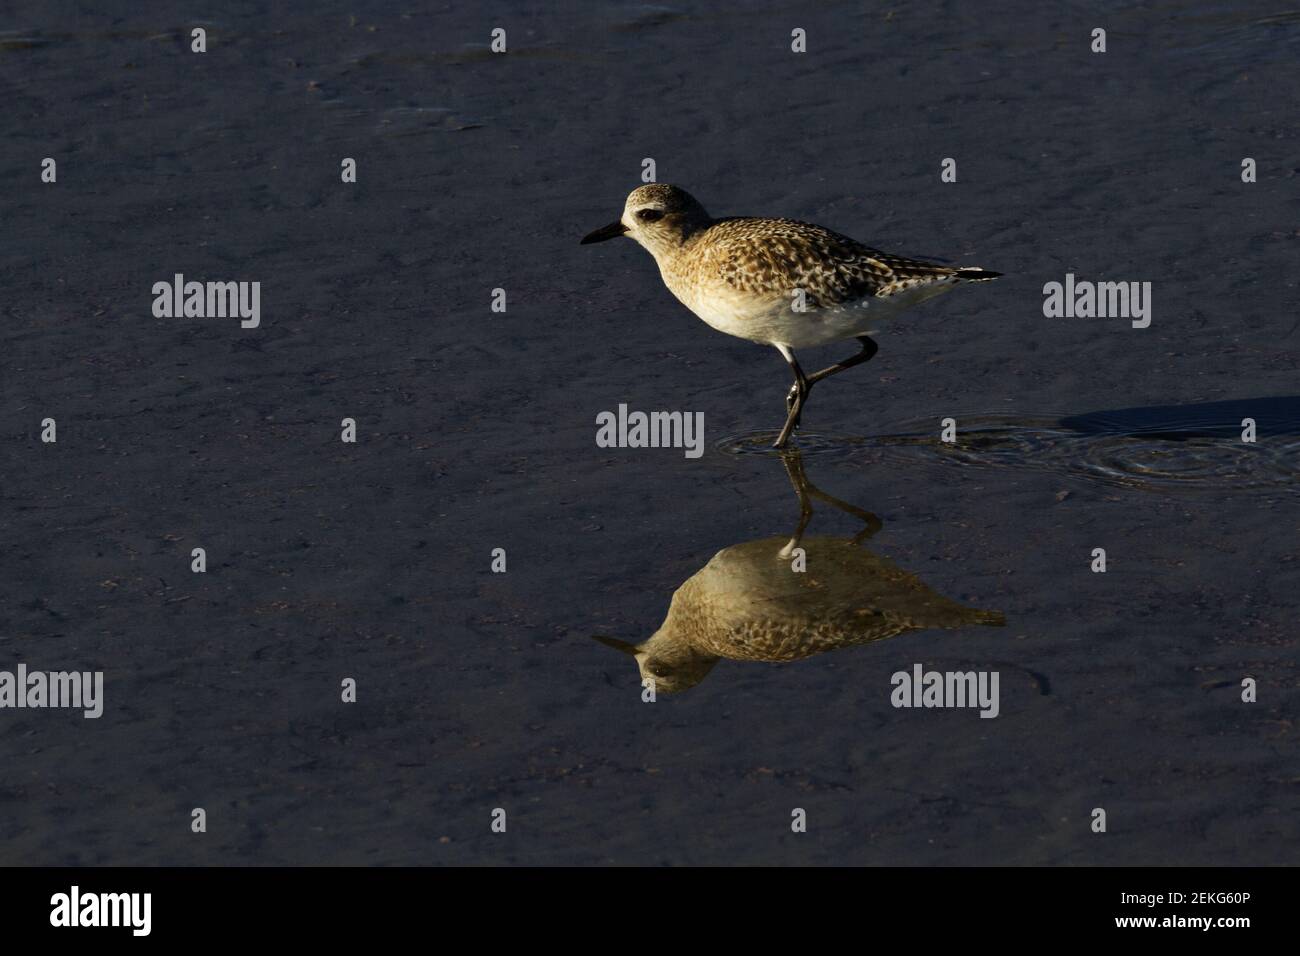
[784,384,805,433]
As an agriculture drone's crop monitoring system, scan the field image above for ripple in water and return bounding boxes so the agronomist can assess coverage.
[718,413,1300,495]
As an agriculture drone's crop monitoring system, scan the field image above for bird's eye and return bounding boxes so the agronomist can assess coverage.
[636,209,664,222]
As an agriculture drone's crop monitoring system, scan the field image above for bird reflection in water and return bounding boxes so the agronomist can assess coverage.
[595,451,1006,693]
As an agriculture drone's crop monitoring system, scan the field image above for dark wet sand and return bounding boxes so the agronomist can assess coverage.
[1,2,1297,864]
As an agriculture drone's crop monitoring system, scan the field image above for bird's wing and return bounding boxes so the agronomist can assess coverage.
[704,218,972,308]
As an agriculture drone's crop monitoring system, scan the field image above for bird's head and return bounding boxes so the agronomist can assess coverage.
[592,629,718,695]
[581,183,712,257]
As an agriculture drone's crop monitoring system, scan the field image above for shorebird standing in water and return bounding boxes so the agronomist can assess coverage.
[581,184,1002,447]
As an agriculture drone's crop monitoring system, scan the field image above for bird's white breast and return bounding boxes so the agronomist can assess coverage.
[665,264,961,348]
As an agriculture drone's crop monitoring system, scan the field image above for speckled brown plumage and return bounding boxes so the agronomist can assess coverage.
[581,183,1002,446]
[590,450,1008,693]
[587,184,1000,349]
[670,536,1005,663]
[609,535,1005,694]
[678,216,993,309]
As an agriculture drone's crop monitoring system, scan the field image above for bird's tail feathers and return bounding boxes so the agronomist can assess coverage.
[953,267,1002,282]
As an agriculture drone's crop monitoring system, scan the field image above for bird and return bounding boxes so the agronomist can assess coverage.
[592,450,1006,693]
[581,183,1002,448]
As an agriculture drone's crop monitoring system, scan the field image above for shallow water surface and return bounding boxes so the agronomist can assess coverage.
[1,1,1296,866]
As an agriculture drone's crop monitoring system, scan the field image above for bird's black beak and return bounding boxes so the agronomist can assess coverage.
[580,220,628,245]
[593,635,640,656]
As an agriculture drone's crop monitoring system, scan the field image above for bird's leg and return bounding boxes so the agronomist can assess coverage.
[777,449,815,557]
[806,484,883,544]
[774,345,809,449]
[784,380,809,435]
[806,335,879,386]
[776,338,878,446]
[777,447,882,550]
